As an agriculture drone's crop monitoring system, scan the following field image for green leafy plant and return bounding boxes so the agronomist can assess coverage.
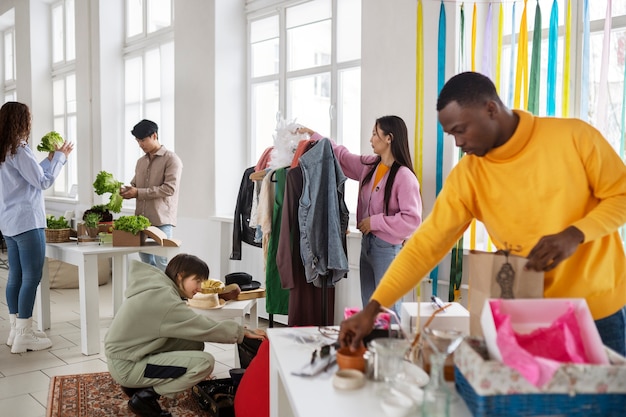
[46,215,70,229]
[83,205,113,222]
[113,215,151,235]
[93,171,124,213]
[83,212,102,228]
[36,131,65,152]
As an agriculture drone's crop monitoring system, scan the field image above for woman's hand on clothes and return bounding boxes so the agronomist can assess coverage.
[243,328,267,341]
[339,300,380,350]
[295,126,315,136]
[357,218,372,235]
[525,226,585,272]
[48,141,74,160]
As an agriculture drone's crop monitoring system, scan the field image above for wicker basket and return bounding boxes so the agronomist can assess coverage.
[45,228,71,243]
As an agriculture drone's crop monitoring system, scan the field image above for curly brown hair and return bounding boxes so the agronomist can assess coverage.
[0,102,31,165]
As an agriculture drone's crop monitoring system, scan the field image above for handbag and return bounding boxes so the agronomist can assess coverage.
[192,378,235,417]
[237,337,262,369]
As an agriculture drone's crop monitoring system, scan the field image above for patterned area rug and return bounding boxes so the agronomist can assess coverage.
[46,372,210,417]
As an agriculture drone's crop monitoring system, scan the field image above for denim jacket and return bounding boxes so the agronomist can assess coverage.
[298,138,350,287]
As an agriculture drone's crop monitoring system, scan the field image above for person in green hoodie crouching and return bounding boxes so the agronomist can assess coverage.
[105,253,266,417]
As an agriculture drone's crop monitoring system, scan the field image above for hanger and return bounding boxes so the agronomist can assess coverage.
[249,170,267,181]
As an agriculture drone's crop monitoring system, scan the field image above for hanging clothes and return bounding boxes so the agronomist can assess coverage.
[298,138,350,288]
[264,167,290,315]
[230,166,262,260]
[276,158,335,326]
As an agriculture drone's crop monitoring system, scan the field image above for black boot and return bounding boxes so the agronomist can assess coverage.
[121,386,140,397]
[128,387,172,417]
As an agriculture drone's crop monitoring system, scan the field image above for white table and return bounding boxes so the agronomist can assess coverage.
[36,241,180,356]
[191,298,259,366]
[267,327,472,417]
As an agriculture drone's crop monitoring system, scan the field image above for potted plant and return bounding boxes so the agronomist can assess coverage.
[112,215,151,246]
[45,215,71,243]
[83,212,102,238]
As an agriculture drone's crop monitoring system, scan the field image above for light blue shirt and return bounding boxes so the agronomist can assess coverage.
[0,141,66,236]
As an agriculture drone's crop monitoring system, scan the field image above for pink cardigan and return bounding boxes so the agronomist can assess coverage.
[311,133,422,244]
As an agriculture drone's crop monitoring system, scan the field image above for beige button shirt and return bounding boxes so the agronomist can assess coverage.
[130,145,182,227]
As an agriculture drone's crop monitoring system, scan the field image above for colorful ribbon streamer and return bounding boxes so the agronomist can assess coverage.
[562,0,572,117]
[514,0,529,110]
[507,1,517,107]
[527,1,542,114]
[482,4,493,82]
[580,0,590,121]
[495,3,504,92]
[596,0,613,135]
[546,0,558,116]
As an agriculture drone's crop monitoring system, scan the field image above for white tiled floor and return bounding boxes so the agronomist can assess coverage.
[0,251,268,417]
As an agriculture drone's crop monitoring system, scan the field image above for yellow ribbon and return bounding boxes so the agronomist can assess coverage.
[471,3,477,71]
[414,0,424,184]
[562,0,572,117]
[495,3,504,93]
[514,0,529,109]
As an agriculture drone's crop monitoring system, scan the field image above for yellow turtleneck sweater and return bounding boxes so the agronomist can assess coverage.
[372,110,626,320]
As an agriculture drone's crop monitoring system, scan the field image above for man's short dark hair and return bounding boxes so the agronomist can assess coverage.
[131,119,158,139]
[436,71,501,111]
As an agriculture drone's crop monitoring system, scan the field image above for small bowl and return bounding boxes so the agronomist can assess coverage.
[332,369,366,390]
[336,346,367,372]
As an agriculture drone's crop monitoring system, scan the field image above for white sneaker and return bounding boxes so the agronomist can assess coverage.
[11,318,52,354]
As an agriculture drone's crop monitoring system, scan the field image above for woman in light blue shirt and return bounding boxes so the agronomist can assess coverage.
[0,102,74,354]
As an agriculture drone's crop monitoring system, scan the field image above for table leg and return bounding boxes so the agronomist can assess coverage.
[79,254,100,355]
[35,257,51,331]
[111,254,124,314]
[248,300,258,328]
[269,343,295,417]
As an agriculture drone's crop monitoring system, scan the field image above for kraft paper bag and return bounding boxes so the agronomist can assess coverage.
[468,250,544,337]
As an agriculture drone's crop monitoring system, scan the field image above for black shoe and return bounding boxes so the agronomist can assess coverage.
[121,386,140,397]
[128,387,172,417]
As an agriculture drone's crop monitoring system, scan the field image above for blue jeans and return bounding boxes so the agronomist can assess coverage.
[139,224,173,272]
[595,306,626,356]
[360,234,403,317]
[5,228,46,318]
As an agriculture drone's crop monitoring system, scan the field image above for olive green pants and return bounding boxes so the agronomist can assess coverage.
[108,339,214,397]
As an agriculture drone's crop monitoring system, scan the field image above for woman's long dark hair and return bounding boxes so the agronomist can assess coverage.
[0,102,31,165]
[361,115,415,215]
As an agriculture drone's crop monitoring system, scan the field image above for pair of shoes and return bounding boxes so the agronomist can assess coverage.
[128,387,172,417]
[121,386,140,397]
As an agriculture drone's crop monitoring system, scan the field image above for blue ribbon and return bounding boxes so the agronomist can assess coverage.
[546,0,558,116]
[507,1,517,107]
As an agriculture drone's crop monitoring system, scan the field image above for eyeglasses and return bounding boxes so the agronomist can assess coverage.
[318,326,340,339]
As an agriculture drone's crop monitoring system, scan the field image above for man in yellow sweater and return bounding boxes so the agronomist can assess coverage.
[339,72,626,355]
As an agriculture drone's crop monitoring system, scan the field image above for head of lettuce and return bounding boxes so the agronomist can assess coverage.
[36,131,65,152]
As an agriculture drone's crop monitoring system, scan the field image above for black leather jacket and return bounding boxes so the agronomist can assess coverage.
[230,166,262,260]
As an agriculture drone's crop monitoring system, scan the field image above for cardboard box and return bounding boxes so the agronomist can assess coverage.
[401,302,470,336]
[112,230,146,247]
[480,298,609,365]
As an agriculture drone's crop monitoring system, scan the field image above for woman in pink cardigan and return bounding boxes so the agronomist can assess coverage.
[297,116,422,315]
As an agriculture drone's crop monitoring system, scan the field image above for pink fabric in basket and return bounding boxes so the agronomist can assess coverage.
[491,299,590,387]
[344,307,390,329]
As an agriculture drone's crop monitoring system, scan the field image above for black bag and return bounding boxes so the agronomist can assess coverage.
[237,337,262,369]
[192,378,235,417]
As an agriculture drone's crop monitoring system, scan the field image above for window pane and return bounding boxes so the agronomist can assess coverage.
[251,15,278,43]
[127,0,143,38]
[52,116,67,194]
[66,74,76,114]
[125,105,142,183]
[52,4,64,63]
[125,56,142,103]
[4,31,13,81]
[287,73,331,134]
[587,28,626,155]
[287,20,331,71]
[252,38,279,77]
[66,0,75,61]
[53,79,65,116]
[502,0,565,36]
[589,1,626,21]
[251,81,279,163]
[145,49,161,99]
[338,67,361,215]
[286,0,331,29]
[147,0,171,33]
[337,0,361,62]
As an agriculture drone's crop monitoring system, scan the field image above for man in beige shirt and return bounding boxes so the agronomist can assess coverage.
[121,119,183,271]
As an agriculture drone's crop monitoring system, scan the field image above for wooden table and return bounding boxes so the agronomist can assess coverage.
[36,241,180,355]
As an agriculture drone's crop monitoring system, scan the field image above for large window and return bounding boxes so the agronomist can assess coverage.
[123,0,174,195]
[50,0,76,198]
[3,26,16,102]
[248,0,361,213]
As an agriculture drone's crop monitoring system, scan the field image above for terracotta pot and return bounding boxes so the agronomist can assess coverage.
[336,346,367,373]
